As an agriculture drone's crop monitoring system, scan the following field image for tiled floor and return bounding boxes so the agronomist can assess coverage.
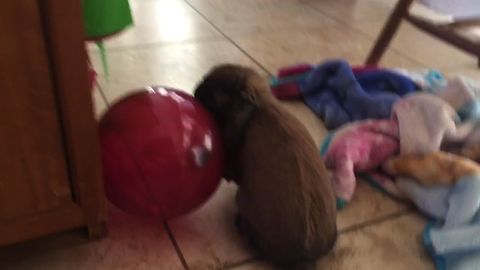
[2,0,480,269]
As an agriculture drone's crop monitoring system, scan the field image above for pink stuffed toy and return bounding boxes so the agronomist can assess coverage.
[321,119,399,206]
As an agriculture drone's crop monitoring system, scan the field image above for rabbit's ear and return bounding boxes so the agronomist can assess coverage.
[242,70,274,106]
[223,101,256,146]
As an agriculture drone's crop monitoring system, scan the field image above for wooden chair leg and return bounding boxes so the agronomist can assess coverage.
[366,0,414,65]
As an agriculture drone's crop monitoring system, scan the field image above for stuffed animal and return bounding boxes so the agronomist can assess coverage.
[321,119,399,206]
[383,151,480,186]
[194,64,337,270]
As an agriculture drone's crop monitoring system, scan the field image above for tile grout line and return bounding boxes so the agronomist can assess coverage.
[299,0,428,68]
[163,222,191,270]
[181,0,274,77]
[339,208,413,234]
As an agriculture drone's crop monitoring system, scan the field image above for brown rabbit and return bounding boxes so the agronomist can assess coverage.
[194,64,337,269]
[383,151,480,186]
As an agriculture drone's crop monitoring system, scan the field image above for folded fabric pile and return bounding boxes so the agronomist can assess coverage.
[270,59,480,269]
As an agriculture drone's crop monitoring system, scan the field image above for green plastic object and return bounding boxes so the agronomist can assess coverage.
[82,0,133,39]
[82,0,133,79]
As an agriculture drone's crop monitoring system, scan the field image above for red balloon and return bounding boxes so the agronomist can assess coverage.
[99,86,224,219]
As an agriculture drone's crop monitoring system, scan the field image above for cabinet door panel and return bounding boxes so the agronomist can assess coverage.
[0,1,72,221]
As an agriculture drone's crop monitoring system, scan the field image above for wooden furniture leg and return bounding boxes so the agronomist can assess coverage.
[41,0,107,240]
[366,0,414,65]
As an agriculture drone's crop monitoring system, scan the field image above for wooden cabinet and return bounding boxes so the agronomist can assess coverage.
[0,0,105,246]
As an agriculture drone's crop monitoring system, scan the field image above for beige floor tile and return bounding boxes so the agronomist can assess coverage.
[231,26,425,74]
[354,21,475,69]
[319,213,432,270]
[186,0,338,36]
[0,205,183,270]
[337,180,408,231]
[89,40,265,105]
[230,214,432,270]
[168,181,254,270]
[301,0,395,25]
[89,0,221,50]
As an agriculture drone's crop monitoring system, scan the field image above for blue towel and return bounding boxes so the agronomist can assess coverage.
[299,60,418,129]
[399,176,480,270]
